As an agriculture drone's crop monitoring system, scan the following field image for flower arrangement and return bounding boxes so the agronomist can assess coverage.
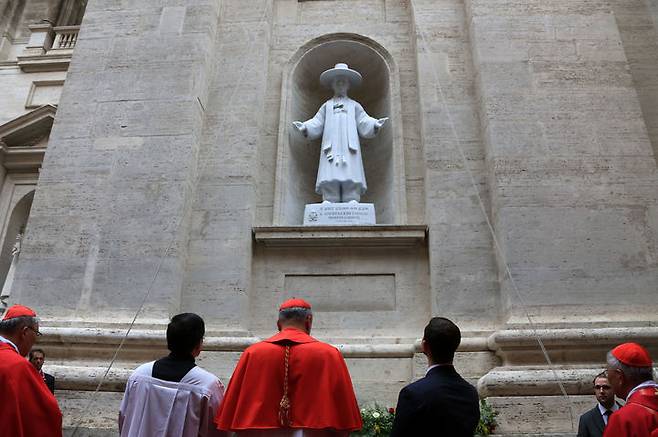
[354,405,395,436]
[475,398,498,436]
[355,399,497,437]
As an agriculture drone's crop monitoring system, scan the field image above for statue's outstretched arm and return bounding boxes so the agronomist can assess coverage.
[292,103,326,140]
[356,103,387,139]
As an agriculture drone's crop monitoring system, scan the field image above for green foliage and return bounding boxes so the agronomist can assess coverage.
[354,399,498,437]
[475,398,498,436]
[354,404,396,436]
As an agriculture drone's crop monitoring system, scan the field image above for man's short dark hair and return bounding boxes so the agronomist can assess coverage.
[29,348,45,360]
[423,317,461,364]
[592,371,607,385]
[167,313,205,356]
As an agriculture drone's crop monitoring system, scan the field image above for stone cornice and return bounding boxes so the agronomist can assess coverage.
[478,366,658,397]
[489,326,658,365]
[37,327,488,392]
[0,105,56,169]
[0,104,56,145]
[38,326,488,355]
[36,326,657,396]
[17,52,72,72]
[253,225,428,247]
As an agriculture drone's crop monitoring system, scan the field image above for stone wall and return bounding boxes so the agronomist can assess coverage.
[1,0,657,435]
[468,0,658,325]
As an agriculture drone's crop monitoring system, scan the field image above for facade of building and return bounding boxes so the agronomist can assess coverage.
[1,0,657,434]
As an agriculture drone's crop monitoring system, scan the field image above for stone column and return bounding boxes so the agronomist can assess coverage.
[607,0,658,163]
[0,0,21,59]
[180,0,272,332]
[11,0,221,323]
[467,0,658,326]
[412,0,500,331]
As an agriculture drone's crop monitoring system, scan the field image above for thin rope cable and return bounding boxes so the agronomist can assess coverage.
[410,0,577,430]
[70,218,181,435]
[70,2,271,434]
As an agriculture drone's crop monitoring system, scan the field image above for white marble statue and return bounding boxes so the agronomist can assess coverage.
[293,63,388,203]
[0,232,22,307]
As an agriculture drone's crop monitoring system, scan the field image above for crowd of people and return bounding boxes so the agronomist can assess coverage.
[0,301,656,437]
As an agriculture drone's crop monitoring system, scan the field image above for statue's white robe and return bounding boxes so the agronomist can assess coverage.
[301,96,379,195]
[119,362,226,437]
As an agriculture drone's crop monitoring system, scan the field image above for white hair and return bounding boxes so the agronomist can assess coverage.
[278,307,312,323]
[0,316,39,334]
[607,351,654,383]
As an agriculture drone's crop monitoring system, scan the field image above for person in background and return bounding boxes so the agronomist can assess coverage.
[215,298,362,436]
[30,348,55,393]
[577,371,622,437]
[603,342,657,437]
[390,317,480,437]
[0,304,62,437]
[119,313,226,437]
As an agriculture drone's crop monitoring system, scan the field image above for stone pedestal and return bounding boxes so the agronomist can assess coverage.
[303,202,376,225]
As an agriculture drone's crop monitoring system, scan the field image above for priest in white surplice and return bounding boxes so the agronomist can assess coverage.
[293,63,388,203]
[119,313,226,437]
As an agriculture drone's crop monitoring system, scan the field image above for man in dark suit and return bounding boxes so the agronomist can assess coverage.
[578,371,621,437]
[391,317,480,437]
[29,348,55,393]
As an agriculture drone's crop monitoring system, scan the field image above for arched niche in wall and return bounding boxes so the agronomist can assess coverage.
[273,34,406,225]
[0,190,34,292]
[0,105,52,300]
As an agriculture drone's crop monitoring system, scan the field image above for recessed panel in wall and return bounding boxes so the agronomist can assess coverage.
[25,80,64,109]
[284,273,395,311]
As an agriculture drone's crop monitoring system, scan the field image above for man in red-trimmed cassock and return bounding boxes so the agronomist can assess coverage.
[215,298,362,436]
[603,342,657,437]
[0,304,62,437]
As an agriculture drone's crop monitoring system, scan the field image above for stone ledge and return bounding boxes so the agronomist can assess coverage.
[39,326,488,354]
[253,225,428,247]
[479,367,606,397]
[479,365,658,397]
[40,327,259,350]
[48,365,130,391]
[17,53,71,72]
[491,326,658,347]
[489,326,658,365]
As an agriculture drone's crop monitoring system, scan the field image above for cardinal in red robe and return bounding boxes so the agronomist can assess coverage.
[215,298,362,436]
[604,342,658,437]
[0,304,62,437]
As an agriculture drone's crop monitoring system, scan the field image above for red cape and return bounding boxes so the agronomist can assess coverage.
[215,328,362,431]
[604,386,658,437]
[0,342,62,437]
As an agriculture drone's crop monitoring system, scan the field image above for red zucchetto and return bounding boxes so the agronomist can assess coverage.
[1,304,37,321]
[611,342,653,368]
[279,298,312,311]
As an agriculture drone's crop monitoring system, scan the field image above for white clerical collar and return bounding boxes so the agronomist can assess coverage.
[0,334,19,353]
[626,380,658,401]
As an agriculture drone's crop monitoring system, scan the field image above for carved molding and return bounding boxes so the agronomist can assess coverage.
[0,104,56,170]
[253,225,428,247]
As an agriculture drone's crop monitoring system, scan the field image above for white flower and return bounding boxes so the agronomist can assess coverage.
[372,412,381,419]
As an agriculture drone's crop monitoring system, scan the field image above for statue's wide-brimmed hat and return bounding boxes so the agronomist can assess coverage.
[320,63,362,89]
